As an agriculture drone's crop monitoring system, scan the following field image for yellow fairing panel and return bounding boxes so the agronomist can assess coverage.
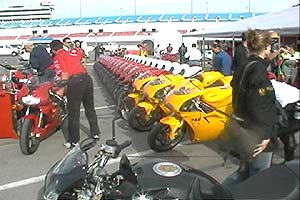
[137,101,155,115]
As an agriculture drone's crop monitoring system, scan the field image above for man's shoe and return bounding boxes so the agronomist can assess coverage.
[63,142,72,149]
[71,143,79,147]
[93,135,99,141]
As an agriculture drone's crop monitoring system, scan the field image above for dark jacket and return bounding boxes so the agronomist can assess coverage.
[231,55,277,140]
[29,45,52,73]
[232,43,248,71]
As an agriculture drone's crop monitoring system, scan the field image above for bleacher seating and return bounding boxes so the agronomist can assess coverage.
[182,14,206,22]
[0,13,264,29]
[207,13,230,21]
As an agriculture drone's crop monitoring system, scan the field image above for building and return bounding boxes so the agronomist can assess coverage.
[0,1,54,21]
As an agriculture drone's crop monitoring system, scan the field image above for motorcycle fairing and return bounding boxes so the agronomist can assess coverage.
[181,110,229,142]
[128,92,142,105]
[137,101,155,116]
[160,116,183,140]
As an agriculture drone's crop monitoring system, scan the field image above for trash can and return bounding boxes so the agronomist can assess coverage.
[0,90,18,139]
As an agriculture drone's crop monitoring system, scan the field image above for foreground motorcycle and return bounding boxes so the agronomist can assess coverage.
[19,80,67,155]
[39,117,299,200]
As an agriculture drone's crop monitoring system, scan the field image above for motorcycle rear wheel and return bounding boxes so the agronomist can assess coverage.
[128,106,161,132]
[147,122,185,152]
[20,119,40,155]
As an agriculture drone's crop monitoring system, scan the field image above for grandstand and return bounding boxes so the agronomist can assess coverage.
[0,12,265,50]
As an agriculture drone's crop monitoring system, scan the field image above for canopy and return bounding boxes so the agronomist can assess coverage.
[184,4,300,38]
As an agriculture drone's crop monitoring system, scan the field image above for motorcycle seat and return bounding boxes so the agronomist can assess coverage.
[227,162,299,200]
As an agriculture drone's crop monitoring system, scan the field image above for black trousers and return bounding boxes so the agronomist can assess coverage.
[66,73,100,143]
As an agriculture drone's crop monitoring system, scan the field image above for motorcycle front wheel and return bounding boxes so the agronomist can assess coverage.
[147,122,185,152]
[128,106,161,132]
[20,119,40,155]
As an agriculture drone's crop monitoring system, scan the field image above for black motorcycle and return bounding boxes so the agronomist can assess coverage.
[38,117,299,200]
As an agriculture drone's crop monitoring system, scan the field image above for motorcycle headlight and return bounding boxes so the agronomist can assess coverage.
[22,95,40,105]
[154,86,174,99]
[149,79,163,86]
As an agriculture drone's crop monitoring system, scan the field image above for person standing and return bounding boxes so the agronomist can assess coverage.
[50,40,100,147]
[178,43,187,64]
[154,44,161,59]
[166,43,173,54]
[63,37,85,63]
[23,43,54,82]
[211,43,232,76]
[232,32,249,71]
[184,43,202,66]
[230,29,277,181]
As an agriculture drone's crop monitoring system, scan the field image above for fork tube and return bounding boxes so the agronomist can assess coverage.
[38,110,43,127]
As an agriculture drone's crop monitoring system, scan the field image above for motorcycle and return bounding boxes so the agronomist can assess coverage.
[128,71,229,132]
[18,79,67,155]
[147,81,233,152]
[39,116,300,200]
[127,73,186,131]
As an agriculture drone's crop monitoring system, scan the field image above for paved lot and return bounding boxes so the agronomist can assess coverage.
[0,56,298,199]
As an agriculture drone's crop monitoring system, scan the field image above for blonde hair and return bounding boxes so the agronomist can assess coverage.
[246,29,271,54]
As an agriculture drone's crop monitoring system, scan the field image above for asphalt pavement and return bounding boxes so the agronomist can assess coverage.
[0,55,298,200]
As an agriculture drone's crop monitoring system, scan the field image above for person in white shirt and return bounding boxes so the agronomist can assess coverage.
[184,43,202,66]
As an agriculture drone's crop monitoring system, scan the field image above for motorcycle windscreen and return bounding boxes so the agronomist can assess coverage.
[44,147,87,197]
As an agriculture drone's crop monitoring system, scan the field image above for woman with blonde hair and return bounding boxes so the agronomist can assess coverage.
[229,29,277,181]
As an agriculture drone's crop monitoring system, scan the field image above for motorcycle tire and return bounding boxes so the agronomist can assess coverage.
[128,106,161,132]
[117,92,131,121]
[19,118,40,155]
[147,122,185,152]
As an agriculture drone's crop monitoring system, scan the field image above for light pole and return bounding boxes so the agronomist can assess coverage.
[190,0,193,14]
[134,0,137,15]
[248,0,251,13]
[79,0,82,18]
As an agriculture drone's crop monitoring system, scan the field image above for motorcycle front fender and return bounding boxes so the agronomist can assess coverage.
[128,92,142,104]
[137,101,155,116]
[160,116,183,134]
[22,112,39,129]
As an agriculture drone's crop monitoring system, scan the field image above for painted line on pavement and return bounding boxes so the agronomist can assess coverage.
[0,175,45,191]
[80,105,115,112]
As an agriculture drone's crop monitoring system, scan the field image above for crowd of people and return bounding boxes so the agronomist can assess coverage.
[23,37,100,149]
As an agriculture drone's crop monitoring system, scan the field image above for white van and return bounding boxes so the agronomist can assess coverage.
[0,45,19,56]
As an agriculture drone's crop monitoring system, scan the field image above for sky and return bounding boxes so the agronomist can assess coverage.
[0,0,299,18]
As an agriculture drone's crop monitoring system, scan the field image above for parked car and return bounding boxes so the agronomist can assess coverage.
[0,45,19,56]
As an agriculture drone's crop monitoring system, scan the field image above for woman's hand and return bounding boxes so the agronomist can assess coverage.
[253,139,270,157]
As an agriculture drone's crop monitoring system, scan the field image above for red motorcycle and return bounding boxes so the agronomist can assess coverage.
[19,79,67,155]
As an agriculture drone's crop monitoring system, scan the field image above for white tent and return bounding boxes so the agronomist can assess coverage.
[184,4,300,38]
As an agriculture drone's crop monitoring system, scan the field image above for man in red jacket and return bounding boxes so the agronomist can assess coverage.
[50,40,100,148]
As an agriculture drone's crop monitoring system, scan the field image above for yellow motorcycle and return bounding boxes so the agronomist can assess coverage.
[128,72,230,132]
[117,72,165,120]
[128,74,186,131]
[147,78,233,152]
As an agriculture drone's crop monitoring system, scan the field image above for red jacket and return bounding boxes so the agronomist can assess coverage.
[53,49,86,77]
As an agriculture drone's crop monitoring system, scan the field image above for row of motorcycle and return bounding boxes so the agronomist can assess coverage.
[0,64,67,155]
[94,54,240,152]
